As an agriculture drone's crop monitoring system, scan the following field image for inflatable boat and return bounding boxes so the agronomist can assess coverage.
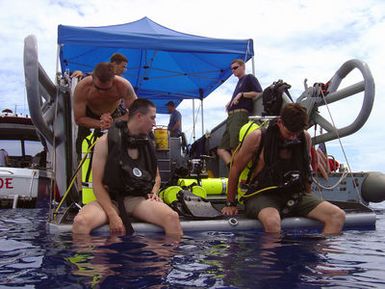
[22,18,385,234]
[49,208,376,234]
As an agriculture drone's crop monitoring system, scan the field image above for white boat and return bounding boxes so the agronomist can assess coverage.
[0,110,52,208]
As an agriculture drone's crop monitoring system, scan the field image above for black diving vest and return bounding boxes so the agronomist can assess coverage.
[102,121,157,200]
[251,123,311,191]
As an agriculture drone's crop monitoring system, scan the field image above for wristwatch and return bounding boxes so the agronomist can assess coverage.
[225,200,238,207]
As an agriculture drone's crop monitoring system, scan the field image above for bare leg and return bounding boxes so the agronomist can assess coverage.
[72,201,113,234]
[258,207,282,233]
[132,200,183,238]
[306,201,346,235]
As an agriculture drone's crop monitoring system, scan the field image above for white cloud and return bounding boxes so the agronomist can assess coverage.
[0,0,384,171]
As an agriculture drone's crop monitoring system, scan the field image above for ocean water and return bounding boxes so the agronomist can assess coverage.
[1,204,385,289]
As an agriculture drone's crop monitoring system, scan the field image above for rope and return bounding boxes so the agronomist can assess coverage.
[315,88,362,200]
[53,140,97,220]
[312,170,349,190]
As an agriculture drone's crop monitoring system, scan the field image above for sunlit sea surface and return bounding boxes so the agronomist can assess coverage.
[1,203,385,289]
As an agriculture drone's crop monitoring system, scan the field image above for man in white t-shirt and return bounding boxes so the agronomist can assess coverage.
[0,149,10,166]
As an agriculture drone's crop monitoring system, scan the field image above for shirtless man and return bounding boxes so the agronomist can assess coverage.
[73,62,137,156]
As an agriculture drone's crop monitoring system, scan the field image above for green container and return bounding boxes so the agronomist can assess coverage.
[160,186,181,204]
[177,178,198,187]
[191,186,207,199]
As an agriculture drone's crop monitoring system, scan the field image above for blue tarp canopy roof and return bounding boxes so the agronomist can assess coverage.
[58,17,254,113]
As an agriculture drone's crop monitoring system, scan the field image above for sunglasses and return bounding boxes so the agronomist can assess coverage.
[231,66,239,71]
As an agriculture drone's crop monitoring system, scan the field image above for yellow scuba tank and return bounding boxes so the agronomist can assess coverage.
[235,120,262,203]
[81,132,99,204]
[177,178,227,195]
[160,185,207,205]
[201,178,227,195]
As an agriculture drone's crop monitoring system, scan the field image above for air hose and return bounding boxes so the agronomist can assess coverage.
[53,140,97,220]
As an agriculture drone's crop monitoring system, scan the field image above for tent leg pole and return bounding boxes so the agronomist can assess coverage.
[251,56,255,76]
[201,99,204,136]
[56,44,61,85]
[192,99,196,141]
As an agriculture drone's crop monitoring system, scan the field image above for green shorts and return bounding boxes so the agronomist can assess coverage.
[244,190,323,218]
[219,111,249,150]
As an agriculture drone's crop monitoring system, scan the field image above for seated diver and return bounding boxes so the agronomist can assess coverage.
[72,99,183,237]
[222,103,345,235]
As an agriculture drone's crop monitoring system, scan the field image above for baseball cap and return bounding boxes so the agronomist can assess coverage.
[166,101,175,106]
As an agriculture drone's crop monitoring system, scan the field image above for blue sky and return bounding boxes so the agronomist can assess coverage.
[1,0,384,172]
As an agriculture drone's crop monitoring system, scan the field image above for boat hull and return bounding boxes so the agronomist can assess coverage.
[0,167,52,208]
[48,211,376,234]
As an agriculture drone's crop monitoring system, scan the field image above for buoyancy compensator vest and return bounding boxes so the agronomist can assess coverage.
[246,121,311,196]
[102,121,157,201]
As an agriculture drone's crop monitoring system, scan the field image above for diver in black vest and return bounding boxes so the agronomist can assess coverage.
[73,99,183,238]
[222,103,345,235]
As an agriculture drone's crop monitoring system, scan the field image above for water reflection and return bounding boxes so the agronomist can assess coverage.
[0,209,48,288]
[65,233,179,289]
[169,231,370,289]
[66,235,121,288]
[1,208,385,288]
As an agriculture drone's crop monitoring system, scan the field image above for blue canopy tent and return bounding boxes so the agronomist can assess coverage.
[57,17,254,134]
